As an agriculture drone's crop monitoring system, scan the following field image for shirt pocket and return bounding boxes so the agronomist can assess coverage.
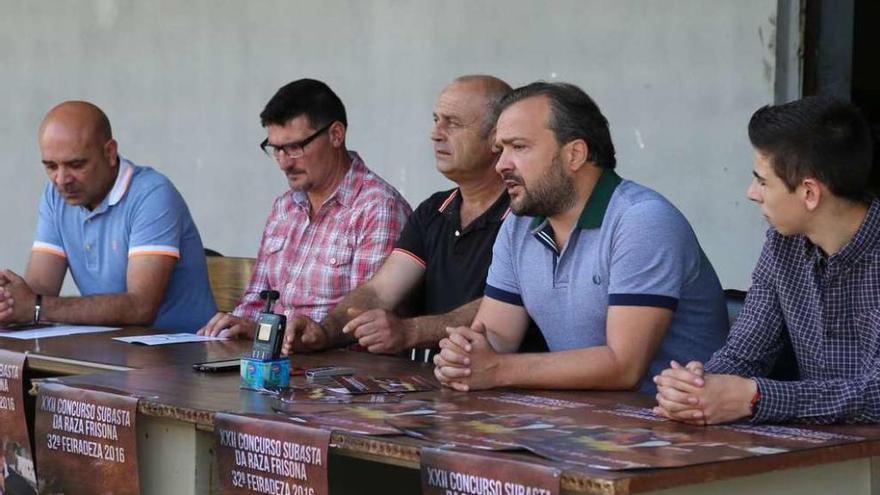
[314,237,355,299]
[262,221,290,255]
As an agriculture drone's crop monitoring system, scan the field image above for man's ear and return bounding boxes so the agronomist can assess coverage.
[329,121,346,148]
[104,139,119,167]
[566,139,589,172]
[800,178,823,212]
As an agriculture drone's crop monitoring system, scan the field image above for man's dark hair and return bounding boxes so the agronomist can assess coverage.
[498,82,616,169]
[260,79,347,129]
[748,96,874,202]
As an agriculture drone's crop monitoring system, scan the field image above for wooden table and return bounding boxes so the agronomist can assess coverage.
[37,349,880,495]
[0,327,250,374]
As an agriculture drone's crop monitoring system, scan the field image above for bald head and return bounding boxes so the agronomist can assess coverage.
[39,101,112,147]
[447,75,512,137]
[38,101,119,209]
[432,75,512,183]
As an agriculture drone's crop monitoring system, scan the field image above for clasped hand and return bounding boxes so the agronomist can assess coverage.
[432,322,501,392]
[0,270,37,324]
[652,360,757,425]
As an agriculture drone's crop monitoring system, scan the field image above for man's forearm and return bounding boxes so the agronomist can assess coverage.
[493,346,649,390]
[403,298,481,348]
[42,293,158,326]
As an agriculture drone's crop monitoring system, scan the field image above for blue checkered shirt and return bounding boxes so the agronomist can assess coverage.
[706,199,880,424]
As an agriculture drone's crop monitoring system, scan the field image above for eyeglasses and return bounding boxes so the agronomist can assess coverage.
[260,122,333,160]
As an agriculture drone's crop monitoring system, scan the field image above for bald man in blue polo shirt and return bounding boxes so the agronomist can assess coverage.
[434,83,728,394]
[0,101,216,333]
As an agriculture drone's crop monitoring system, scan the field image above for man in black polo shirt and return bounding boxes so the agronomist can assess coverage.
[282,75,522,355]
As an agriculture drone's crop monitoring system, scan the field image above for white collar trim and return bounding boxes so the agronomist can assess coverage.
[107,157,134,206]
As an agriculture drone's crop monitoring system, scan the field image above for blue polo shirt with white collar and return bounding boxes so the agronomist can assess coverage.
[485,170,728,393]
[32,157,217,332]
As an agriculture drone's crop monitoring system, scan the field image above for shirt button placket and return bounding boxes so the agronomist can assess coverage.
[84,215,98,269]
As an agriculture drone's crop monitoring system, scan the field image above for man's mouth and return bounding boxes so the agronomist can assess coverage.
[502,174,524,189]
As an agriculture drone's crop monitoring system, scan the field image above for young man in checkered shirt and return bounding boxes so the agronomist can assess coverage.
[654,96,879,425]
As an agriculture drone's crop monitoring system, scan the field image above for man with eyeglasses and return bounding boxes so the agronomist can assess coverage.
[279,75,550,356]
[199,79,411,340]
[0,101,217,332]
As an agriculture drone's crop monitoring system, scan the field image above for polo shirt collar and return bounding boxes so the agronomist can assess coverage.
[292,151,363,209]
[439,188,511,231]
[529,168,622,232]
[85,157,134,217]
[107,158,135,206]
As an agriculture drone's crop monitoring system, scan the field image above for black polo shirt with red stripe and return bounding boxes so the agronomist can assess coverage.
[395,188,510,315]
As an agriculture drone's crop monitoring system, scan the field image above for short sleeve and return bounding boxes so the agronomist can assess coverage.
[128,182,184,259]
[607,201,698,310]
[484,215,523,306]
[393,196,433,268]
[32,183,66,258]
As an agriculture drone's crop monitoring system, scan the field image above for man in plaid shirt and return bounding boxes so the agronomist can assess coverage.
[654,96,878,425]
[199,79,411,339]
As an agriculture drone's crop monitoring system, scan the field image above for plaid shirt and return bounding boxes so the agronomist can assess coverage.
[234,152,411,323]
[706,199,880,424]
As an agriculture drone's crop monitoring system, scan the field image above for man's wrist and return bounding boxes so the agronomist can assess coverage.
[492,353,514,388]
[316,321,336,349]
[741,377,759,418]
[401,318,423,349]
[748,379,761,417]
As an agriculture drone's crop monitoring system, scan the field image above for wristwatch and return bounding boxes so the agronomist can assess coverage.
[33,294,43,324]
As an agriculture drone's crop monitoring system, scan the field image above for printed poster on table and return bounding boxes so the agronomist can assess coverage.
[279,401,443,436]
[333,374,436,394]
[215,412,330,495]
[35,382,139,494]
[388,411,573,451]
[421,447,560,495]
[518,405,868,470]
[0,349,36,494]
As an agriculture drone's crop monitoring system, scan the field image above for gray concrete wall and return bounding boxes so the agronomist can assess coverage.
[0,0,784,290]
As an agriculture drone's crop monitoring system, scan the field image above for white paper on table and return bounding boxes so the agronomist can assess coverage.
[113,333,227,345]
[0,324,120,339]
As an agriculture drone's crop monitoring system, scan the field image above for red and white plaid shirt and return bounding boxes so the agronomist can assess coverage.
[234,152,411,323]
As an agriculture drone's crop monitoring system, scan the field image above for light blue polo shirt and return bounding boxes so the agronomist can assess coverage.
[485,170,728,393]
[33,157,217,332]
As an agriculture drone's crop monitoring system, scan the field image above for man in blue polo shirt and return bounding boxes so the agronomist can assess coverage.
[434,82,728,394]
[0,101,216,333]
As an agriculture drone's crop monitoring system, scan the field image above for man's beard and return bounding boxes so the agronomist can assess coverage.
[506,152,576,218]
